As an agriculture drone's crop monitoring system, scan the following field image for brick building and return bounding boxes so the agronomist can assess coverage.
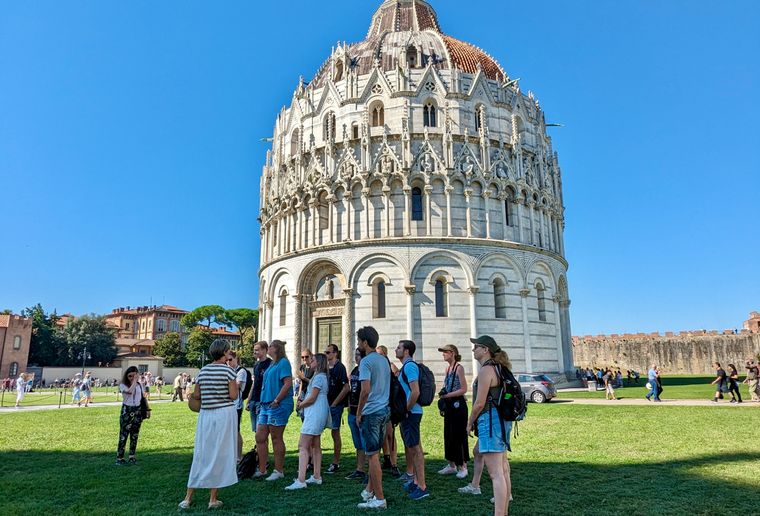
[744,311,760,333]
[104,305,189,342]
[0,313,33,378]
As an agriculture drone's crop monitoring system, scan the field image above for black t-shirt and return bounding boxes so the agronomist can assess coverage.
[327,361,348,406]
[252,358,272,403]
[298,365,314,400]
[348,366,362,415]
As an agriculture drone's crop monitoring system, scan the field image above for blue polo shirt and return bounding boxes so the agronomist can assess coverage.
[399,358,423,415]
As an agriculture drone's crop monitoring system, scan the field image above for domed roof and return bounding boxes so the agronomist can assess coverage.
[311,0,507,87]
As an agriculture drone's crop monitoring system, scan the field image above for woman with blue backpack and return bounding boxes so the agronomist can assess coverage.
[459,335,518,516]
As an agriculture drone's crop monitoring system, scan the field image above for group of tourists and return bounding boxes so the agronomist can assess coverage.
[711,359,760,403]
[158,330,517,514]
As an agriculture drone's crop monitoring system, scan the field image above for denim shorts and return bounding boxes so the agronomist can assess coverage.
[477,407,511,453]
[359,407,390,456]
[329,405,344,430]
[257,400,293,427]
[348,412,364,452]
[249,401,262,432]
[399,413,422,447]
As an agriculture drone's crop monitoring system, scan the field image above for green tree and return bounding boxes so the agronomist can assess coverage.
[61,315,118,367]
[181,305,226,329]
[22,304,65,366]
[224,308,259,364]
[1,309,12,315]
[153,332,186,367]
[185,327,215,368]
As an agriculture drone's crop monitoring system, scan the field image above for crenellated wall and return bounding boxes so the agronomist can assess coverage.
[572,332,760,375]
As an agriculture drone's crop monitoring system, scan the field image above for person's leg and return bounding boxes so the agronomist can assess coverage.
[483,453,508,516]
[209,488,219,504]
[503,453,511,502]
[182,488,195,505]
[470,442,484,488]
[116,407,129,459]
[297,434,310,482]
[255,425,270,473]
[313,435,323,480]
[331,428,342,466]
[271,425,286,473]
[367,452,383,499]
[128,418,142,459]
[412,444,426,490]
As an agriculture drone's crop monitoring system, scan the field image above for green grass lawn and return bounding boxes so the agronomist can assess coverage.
[0,400,758,515]
[0,387,172,407]
[562,375,744,400]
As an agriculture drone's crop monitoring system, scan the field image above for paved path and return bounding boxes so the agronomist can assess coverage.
[553,397,760,407]
[0,399,173,414]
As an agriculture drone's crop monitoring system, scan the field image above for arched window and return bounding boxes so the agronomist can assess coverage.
[423,102,437,127]
[13,335,22,350]
[9,362,19,377]
[411,187,424,221]
[319,198,329,230]
[435,278,448,317]
[504,199,511,227]
[351,122,360,140]
[323,112,336,141]
[494,278,507,319]
[373,280,386,319]
[279,290,288,326]
[475,105,485,132]
[371,102,385,127]
[406,46,418,68]
[290,129,300,156]
[536,283,547,322]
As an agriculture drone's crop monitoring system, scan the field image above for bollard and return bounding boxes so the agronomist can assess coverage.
[58,391,63,409]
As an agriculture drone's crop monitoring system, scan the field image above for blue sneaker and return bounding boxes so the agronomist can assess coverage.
[403,480,418,493]
[408,486,430,500]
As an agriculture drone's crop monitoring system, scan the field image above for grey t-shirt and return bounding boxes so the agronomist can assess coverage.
[358,351,390,416]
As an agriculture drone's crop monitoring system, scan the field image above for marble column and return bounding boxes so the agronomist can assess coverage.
[383,186,391,237]
[345,193,352,241]
[464,189,473,238]
[528,201,536,246]
[293,294,303,362]
[483,191,492,239]
[362,189,370,240]
[292,210,298,252]
[404,285,416,340]
[311,201,318,247]
[266,300,274,342]
[552,295,565,374]
[520,288,533,373]
[424,185,432,236]
[342,289,355,370]
[445,185,453,236]
[468,286,480,374]
[516,199,525,243]
[404,186,412,236]
[327,195,335,244]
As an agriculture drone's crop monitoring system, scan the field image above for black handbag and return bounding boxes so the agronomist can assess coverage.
[139,386,151,419]
[437,397,448,416]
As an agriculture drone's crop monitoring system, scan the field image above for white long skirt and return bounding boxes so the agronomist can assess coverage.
[187,405,238,489]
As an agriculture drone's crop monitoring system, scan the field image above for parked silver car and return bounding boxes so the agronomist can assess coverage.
[517,374,557,403]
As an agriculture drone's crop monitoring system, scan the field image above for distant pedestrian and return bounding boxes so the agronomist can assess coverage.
[116,366,147,465]
[15,373,26,408]
[727,364,743,403]
[179,339,238,510]
[80,372,93,407]
[744,358,760,402]
[711,362,730,402]
[645,364,660,402]
[633,370,641,385]
[603,370,617,400]
[172,373,184,402]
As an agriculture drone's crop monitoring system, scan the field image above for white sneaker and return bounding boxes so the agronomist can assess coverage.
[305,475,322,485]
[265,470,284,481]
[361,488,375,501]
[284,480,307,490]
[490,495,514,503]
[437,465,457,475]
[455,468,468,479]
[458,484,482,495]
[358,497,387,509]
[252,470,268,479]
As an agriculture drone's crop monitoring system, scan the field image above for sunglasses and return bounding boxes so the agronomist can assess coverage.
[301,355,310,359]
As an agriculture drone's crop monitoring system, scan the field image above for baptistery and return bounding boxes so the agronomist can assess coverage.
[258,0,572,379]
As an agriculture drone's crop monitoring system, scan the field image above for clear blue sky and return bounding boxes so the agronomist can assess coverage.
[1,1,758,335]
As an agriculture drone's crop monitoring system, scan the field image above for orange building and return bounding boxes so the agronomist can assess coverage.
[0,314,33,378]
[104,305,189,342]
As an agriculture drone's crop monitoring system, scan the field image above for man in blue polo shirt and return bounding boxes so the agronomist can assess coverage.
[395,339,429,500]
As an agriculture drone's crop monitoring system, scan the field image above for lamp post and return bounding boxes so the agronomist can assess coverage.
[78,348,91,377]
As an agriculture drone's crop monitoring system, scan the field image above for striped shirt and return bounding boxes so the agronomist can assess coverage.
[196,363,236,410]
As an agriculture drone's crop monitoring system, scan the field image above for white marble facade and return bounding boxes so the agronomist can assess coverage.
[257,0,572,380]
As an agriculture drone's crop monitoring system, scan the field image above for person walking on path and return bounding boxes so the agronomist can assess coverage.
[325,343,349,474]
[355,326,391,510]
[179,339,239,510]
[645,364,661,402]
[255,340,294,481]
[172,373,184,402]
[711,362,730,402]
[744,358,760,402]
[285,353,331,490]
[80,372,93,407]
[461,336,512,516]
[395,340,429,501]
[116,366,147,465]
[727,364,743,403]
[14,373,26,408]
[437,344,469,479]
[603,369,617,400]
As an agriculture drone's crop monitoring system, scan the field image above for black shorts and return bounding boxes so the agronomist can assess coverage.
[400,413,422,447]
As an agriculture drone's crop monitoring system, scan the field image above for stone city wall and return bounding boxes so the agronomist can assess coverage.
[572,331,760,375]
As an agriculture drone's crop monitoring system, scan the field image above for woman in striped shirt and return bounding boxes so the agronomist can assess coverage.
[179,339,239,510]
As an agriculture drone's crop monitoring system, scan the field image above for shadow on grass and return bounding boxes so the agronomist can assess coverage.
[0,449,757,515]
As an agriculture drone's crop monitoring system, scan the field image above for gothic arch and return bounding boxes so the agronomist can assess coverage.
[410,249,474,286]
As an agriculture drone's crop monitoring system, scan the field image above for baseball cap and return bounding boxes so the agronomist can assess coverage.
[469,335,501,354]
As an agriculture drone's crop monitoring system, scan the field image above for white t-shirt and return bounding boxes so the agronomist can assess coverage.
[234,367,248,410]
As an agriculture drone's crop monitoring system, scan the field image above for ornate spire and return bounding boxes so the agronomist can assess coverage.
[367,0,441,38]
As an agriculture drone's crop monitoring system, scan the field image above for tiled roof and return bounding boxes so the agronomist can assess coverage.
[0,314,9,328]
[442,36,506,81]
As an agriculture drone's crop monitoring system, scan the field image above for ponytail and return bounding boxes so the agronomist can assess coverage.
[492,350,513,371]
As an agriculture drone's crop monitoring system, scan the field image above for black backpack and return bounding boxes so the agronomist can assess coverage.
[389,373,408,425]
[237,446,258,480]
[401,361,436,407]
[488,362,527,423]
[240,368,253,401]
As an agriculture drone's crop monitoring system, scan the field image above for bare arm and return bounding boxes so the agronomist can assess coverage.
[407,380,420,411]
[356,379,370,424]
[229,379,239,401]
[298,385,321,409]
[466,367,496,435]
[332,383,350,407]
[271,376,293,406]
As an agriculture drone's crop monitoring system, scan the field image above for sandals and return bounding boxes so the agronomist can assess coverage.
[208,501,224,509]
[178,500,191,510]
